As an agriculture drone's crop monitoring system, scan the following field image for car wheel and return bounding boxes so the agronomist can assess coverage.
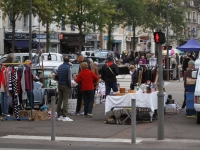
[197,112,200,124]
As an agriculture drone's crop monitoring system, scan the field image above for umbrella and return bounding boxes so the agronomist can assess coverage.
[162,49,184,56]
[170,48,184,55]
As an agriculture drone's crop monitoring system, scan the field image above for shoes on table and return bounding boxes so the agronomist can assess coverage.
[62,117,73,121]
[57,116,63,121]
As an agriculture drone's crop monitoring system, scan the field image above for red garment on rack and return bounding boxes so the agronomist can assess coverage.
[25,67,34,91]
[0,67,6,88]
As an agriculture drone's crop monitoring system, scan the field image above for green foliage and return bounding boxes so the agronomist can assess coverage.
[66,0,104,53]
[0,0,29,52]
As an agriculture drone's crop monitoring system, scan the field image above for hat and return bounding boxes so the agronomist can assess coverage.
[106,56,113,62]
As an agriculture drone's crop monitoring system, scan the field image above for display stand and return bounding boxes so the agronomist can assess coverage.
[0,62,34,121]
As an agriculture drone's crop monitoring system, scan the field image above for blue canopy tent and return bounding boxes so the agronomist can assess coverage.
[176,38,200,51]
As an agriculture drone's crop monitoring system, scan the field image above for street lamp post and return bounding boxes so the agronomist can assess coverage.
[29,0,32,60]
[166,0,169,80]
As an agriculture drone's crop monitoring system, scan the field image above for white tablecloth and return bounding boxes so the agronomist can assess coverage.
[105,92,168,115]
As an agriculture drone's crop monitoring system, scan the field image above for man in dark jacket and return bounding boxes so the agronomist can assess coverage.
[101,56,119,96]
[71,54,91,115]
[57,56,73,121]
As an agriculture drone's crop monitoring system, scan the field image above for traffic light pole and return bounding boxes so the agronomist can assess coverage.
[157,23,165,140]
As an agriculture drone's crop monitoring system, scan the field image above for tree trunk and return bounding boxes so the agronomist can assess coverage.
[132,22,136,52]
[107,24,113,50]
[46,22,50,53]
[78,26,83,53]
[11,19,16,53]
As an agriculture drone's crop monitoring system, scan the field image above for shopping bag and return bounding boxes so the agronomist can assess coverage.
[67,99,77,113]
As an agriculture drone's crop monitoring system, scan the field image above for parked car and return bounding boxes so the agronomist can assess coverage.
[94,49,115,58]
[81,51,96,57]
[31,67,58,105]
[62,54,77,62]
[0,53,36,64]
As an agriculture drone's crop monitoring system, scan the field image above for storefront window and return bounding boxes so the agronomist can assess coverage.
[49,44,57,53]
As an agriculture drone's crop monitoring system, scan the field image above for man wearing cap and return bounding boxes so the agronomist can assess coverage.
[101,56,119,96]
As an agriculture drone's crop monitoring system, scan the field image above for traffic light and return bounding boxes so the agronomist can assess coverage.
[154,32,166,44]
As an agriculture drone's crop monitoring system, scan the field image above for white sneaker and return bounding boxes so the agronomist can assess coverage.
[80,112,84,116]
[62,117,73,122]
[177,107,185,111]
[57,116,63,121]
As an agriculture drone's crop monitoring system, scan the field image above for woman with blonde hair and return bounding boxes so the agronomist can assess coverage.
[75,62,98,117]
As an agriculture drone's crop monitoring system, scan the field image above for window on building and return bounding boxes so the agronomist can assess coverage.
[193,11,196,22]
[113,25,119,33]
[198,14,200,24]
[8,17,12,28]
[190,0,194,6]
[188,27,191,36]
[23,14,28,29]
[61,16,66,30]
[71,24,75,31]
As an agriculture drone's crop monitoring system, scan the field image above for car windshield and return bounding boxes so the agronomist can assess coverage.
[94,52,108,57]
[42,54,57,61]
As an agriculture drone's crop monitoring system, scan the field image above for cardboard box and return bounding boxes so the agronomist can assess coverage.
[33,111,48,121]
[19,110,31,118]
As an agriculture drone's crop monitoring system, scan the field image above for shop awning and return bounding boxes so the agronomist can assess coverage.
[67,42,92,47]
[7,40,29,48]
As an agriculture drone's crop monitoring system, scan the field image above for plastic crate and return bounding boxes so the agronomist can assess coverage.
[186,100,194,109]
[186,85,195,92]
[186,92,194,100]
[186,109,196,116]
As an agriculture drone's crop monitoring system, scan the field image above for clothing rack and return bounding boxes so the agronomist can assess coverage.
[0,62,34,121]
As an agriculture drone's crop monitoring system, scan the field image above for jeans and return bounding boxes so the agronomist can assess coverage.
[1,92,9,115]
[105,82,118,96]
[172,65,177,79]
[76,90,82,113]
[57,85,71,117]
[27,90,34,109]
[81,90,94,115]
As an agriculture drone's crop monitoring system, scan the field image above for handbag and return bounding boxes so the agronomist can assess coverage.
[172,64,175,69]
[108,66,115,76]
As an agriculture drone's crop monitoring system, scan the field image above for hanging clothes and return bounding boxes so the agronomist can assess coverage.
[12,68,20,118]
[21,68,27,100]
[25,67,34,91]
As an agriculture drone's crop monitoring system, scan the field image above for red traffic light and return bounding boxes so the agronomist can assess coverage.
[154,32,165,44]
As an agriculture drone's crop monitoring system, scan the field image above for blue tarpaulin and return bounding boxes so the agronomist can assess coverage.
[176,38,200,51]
[7,40,29,48]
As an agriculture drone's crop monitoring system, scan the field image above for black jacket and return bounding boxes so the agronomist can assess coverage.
[78,58,91,73]
[101,63,119,83]
[131,69,138,85]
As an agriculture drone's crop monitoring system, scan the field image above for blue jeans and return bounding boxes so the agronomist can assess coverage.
[81,90,94,115]
[27,90,34,109]
[105,82,118,96]
[1,92,9,114]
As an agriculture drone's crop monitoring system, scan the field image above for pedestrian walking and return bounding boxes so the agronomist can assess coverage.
[171,54,177,80]
[101,56,119,96]
[71,54,91,116]
[75,62,98,117]
[178,60,196,111]
[57,56,73,121]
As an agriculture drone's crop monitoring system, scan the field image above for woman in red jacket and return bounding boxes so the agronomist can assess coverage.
[75,62,98,117]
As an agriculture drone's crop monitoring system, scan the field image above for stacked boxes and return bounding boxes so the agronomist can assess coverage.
[186,85,196,116]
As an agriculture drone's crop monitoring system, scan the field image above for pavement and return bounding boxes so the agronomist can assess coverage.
[0,76,200,150]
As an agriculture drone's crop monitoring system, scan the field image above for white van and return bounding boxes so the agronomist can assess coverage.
[0,53,36,63]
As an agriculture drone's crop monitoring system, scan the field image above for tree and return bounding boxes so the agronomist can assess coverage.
[33,0,68,52]
[66,0,104,53]
[100,0,123,50]
[118,0,145,52]
[0,0,28,53]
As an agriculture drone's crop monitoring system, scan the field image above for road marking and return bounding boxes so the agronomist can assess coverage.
[1,135,142,144]
[2,135,200,144]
